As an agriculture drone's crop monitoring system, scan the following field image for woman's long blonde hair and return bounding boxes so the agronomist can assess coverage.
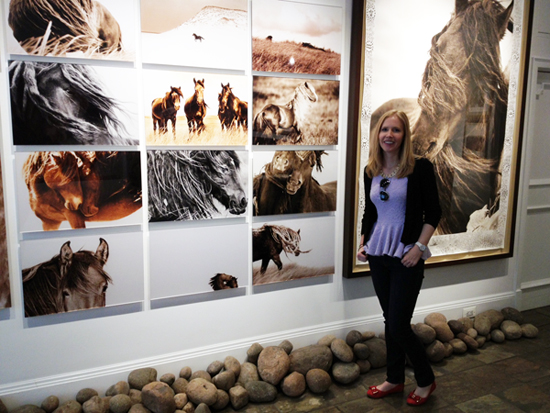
[365,110,416,179]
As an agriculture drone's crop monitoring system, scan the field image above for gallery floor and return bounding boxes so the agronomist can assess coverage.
[218,305,550,412]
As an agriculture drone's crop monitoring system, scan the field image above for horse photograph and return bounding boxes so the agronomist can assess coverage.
[357,0,518,258]
[253,150,338,216]
[149,223,248,301]
[252,0,342,75]
[253,76,339,145]
[6,0,136,60]
[15,151,142,232]
[143,69,248,145]
[140,0,247,71]
[0,158,10,310]
[9,60,139,146]
[20,234,144,317]
[252,217,335,286]
[147,150,248,222]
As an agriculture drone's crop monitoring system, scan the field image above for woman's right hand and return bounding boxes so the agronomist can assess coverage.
[357,245,367,262]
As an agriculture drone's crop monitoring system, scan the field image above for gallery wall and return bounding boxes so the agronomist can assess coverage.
[0,0,547,409]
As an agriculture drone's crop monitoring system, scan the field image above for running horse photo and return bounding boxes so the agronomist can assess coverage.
[218,83,248,131]
[184,78,207,135]
[8,0,123,56]
[370,0,514,234]
[147,150,247,221]
[151,86,184,139]
[9,60,136,146]
[22,238,112,317]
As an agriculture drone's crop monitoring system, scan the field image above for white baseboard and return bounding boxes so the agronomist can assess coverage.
[519,278,550,310]
[0,292,516,410]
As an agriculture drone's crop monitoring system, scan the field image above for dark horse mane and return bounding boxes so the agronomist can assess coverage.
[9,60,134,145]
[148,150,242,221]
[23,243,112,317]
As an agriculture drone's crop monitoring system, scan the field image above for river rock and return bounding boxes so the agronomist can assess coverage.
[181,402,194,413]
[236,362,259,387]
[110,395,132,413]
[0,399,6,413]
[458,317,474,330]
[521,323,539,338]
[128,389,141,406]
[449,338,467,354]
[206,361,223,377]
[141,382,176,413]
[281,372,306,397]
[173,394,187,410]
[11,406,46,413]
[189,371,211,383]
[474,309,504,335]
[171,378,188,395]
[330,338,354,363]
[159,374,175,387]
[76,389,98,405]
[501,307,524,324]
[432,321,455,342]
[278,340,293,355]
[457,332,479,350]
[229,386,248,410]
[82,397,107,413]
[306,369,332,393]
[185,379,217,407]
[356,359,372,374]
[467,328,478,338]
[257,346,290,385]
[443,342,454,358]
[212,370,235,392]
[332,362,360,384]
[353,342,371,360]
[346,330,363,347]
[224,356,241,379]
[412,323,437,344]
[318,334,337,347]
[426,340,446,362]
[210,390,228,411]
[194,404,210,413]
[448,320,466,335]
[54,401,82,413]
[129,369,158,391]
[366,337,387,368]
[289,344,333,375]
[491,329,506,343]
[107,382,130,396]
[476,335,487,348]
[244,381,277,403]
[128,404,150,413]
[500,320,522,340]
[246,343,264,364]
[424,312,447,326]
[178,367,191,380]
[41,396,60,413]
[362,331,376,341]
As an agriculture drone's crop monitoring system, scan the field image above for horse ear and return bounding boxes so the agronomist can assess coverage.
[455,0,468,14]
[297,229,301,234]
[193,78,197,84]
[95,238,109,265]
[59,241,73,278]
[495,0,514,39]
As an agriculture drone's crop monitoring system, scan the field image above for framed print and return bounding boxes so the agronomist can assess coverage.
[147,150,248,222]
[15,151,142,233]
[252,76,339,145]
[149,223,248,300]
[253,150,338,216]
[0,157,10,309]
[8,61,139,146]
[143,70,248,146]
[343,0,532,277]
[20,233,144,317]
[5,0,136,61]
[141,0,248,71]
[252,0,342,75]
[252,216,335,286]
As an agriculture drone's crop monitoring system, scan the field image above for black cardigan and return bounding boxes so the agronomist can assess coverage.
[360,158,442,245]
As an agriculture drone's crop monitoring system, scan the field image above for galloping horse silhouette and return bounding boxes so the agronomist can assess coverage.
[152,86,184,138]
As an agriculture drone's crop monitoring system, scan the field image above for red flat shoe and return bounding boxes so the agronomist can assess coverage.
[367,383,404,399]
[407,382,436,406]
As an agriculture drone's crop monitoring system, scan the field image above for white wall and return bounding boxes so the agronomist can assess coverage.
[0,0,548,409]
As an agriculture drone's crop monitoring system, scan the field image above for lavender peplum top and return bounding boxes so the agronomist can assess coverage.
[364,175,431,260]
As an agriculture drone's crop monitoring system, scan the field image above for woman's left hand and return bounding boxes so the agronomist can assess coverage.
[402,246,422,268]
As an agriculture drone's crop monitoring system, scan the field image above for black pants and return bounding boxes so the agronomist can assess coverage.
[368,254,435,387]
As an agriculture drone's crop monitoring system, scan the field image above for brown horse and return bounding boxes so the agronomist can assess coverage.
[370,0,513,234]
[23,238,112,317]
[152,86,183,138]
[184,78,207,135]
[253,151,337,215]
[8,0,122,56]
[209,273,238,290]
[253,224,310,273]
[218,83,248,131]
[253,82,317,144]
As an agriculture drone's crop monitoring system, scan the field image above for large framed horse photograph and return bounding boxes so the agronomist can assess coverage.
[4,0,136,61]
[143,69,248,146]
[15,151,142,233]
[343,0,532,277]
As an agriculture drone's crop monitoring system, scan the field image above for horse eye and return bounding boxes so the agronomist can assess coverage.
[102,285,108,293]
[62,290,70,298]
